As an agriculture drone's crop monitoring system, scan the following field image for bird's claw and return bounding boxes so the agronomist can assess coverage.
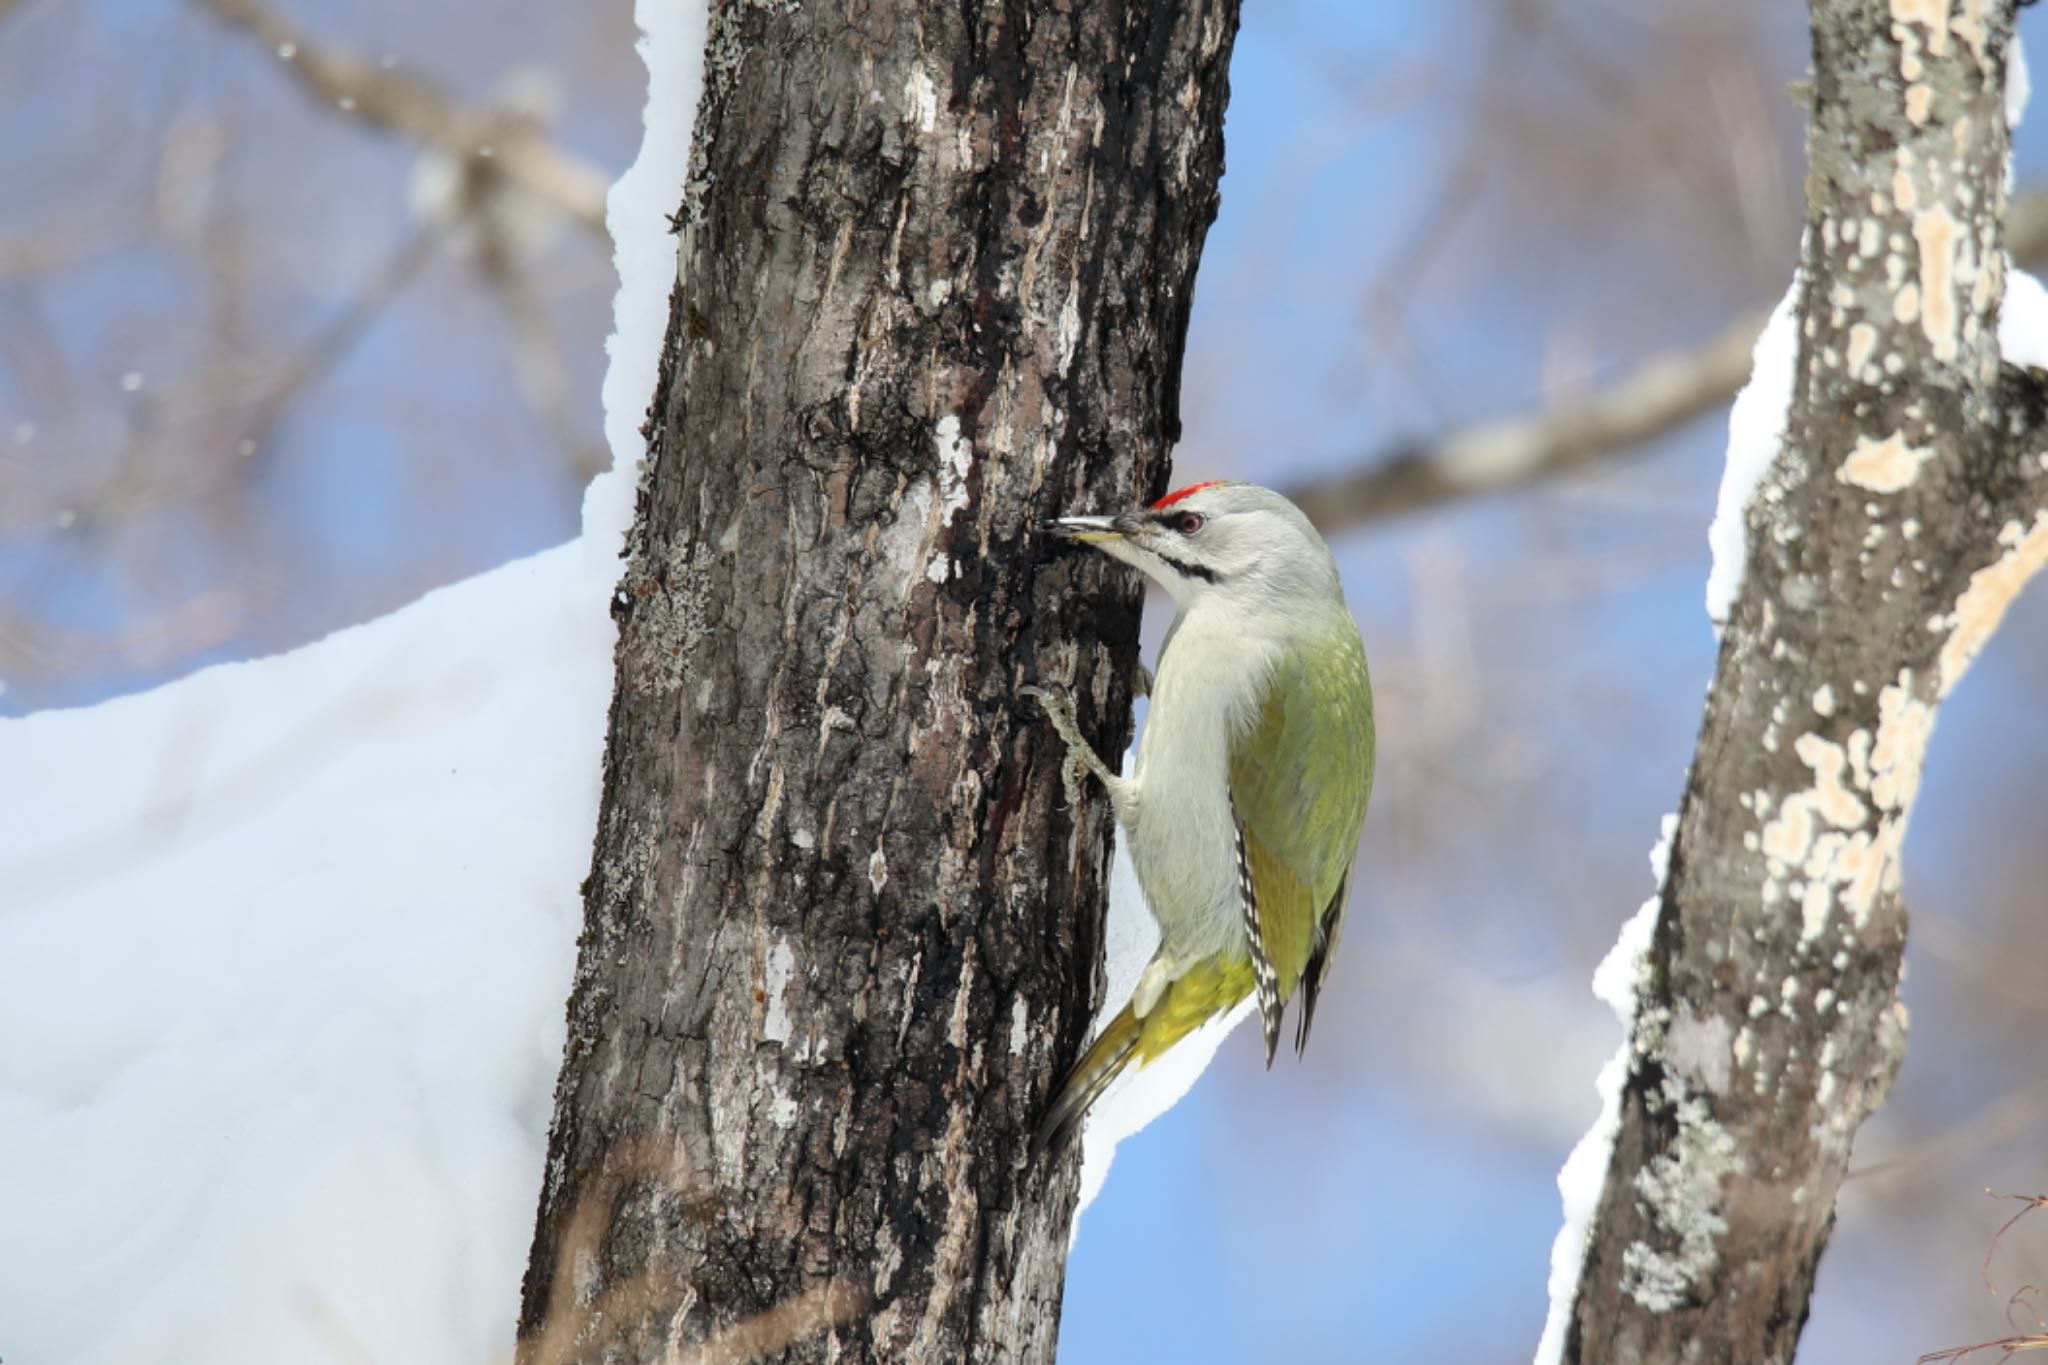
[1022,684,1093,812]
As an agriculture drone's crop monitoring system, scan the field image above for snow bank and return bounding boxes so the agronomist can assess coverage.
[0,1,705,1360]
[0,551,606,1365]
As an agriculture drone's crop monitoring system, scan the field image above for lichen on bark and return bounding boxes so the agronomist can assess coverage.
[1559,2,2048,1361]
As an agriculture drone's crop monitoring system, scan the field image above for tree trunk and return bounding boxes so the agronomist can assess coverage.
[1560,1,2048,1360]
[515,3,1242,1362]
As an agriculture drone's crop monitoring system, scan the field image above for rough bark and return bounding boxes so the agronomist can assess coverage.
[1560,2,2048,1361]
[515,3,1241,1363]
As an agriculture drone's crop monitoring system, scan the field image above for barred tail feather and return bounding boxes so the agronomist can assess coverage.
[1232,805,1282,1069]
[1294,867,1353,1057]
[1033,1004,1142,1158]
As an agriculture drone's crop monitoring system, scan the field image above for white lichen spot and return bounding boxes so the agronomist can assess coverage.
[1847,728,1872,789]
[1938,513,2048,694]
[868,846,889,895]
[763,937,797,1044]
[1056,281,1083,377]
[926,414,975,583]
[1844,322,1879,376]
[1900,26,1926,81]
[1761,732,1874,942]
[1913,205,1963,361]
[1891,0,1950,58]
[1838,430,1936,492]
[947,956,976,1051]
[1906,82,1933,125]
[903,65,938,134]
[1813,685,1836,717]
[1893,164,1919,213]
[1894,281,1921,325]
[1619,1093,1740,1313]
[1953,0,1990,61]
[1859,218,1883,258]
[1869,671,1934,812]
[1009,994,1030,1056]
[1665,1008,1734,1095]
[767,1091,800,1127]
[1819,1066,1845,1106]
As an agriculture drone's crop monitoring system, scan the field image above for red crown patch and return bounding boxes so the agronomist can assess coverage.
[1150,480,1222,510]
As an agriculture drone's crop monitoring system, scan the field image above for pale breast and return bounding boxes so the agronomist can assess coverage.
[1123,618,1277,963]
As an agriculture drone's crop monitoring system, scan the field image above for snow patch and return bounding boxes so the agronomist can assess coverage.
[2000,264,2048,369]
[1706,284,1800,627]
[0,3,709,1362]
[2009,35,2032,132]
[1534,814,1674,1364]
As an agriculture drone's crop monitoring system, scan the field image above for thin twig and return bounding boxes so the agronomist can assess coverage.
[189,0,609,239]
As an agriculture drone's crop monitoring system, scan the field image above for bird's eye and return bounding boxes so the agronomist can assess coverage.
[1175,512,1205,535]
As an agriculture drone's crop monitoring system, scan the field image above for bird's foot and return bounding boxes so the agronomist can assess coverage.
[1021,684,1110,812]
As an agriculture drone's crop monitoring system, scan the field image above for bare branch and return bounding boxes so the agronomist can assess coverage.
[1290,184,2048,533]
[189,0,610,239]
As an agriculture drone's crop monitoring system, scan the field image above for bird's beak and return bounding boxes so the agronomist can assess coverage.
[1046,514,1129,544]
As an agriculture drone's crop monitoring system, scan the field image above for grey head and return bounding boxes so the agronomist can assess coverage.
[1047,480,1344,615]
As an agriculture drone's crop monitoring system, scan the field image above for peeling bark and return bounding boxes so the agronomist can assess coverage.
[1560,2,2048,1361]
[514,3,1242,1363]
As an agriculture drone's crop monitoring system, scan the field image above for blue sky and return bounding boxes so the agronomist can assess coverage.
[6,2,2048,1361]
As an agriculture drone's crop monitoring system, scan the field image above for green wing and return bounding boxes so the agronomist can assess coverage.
[1228,618,1375,1062]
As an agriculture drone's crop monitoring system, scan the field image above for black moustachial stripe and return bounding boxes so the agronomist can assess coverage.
[1152,549,1220,584]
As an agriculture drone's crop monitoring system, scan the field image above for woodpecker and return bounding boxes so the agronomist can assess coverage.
[1028,480,1375,1153]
